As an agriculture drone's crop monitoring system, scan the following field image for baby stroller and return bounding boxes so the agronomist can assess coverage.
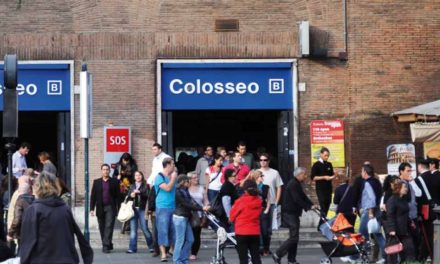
[205,211,238,264]
[316,210,371,264]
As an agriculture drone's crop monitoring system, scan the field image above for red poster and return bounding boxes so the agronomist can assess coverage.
[310,120,344,144]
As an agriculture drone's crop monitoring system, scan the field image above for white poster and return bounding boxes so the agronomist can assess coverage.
[386,144,416,178]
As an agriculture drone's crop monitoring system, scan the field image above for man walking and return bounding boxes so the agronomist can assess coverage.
[311,147,336,227]
[147,143,171,185]
[90,164,119,253]
[273,167,318,264]
[398,162,420,260]
[12,142,31,178]
[154,157,177,261]
[258,153,283,256]
[195,145,214,186]
[352,164,385,263]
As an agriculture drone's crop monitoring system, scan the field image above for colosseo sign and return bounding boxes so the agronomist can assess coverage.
[160,61,294,110]
[0,63,71,111]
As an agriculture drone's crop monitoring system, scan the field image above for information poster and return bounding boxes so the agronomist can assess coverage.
[386,144,416,178]
[310,120,345,168]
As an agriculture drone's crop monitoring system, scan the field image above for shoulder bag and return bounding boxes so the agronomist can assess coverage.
[117,196,134,222]
[384,236,403,255]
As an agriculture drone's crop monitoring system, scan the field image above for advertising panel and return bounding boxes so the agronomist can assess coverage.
[424,141,440,159]
[386,144,416,178]
[310,120,345,168]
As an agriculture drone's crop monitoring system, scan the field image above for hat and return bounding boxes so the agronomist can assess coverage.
[417,157,430,166]
[427,157,439,165]
[177,174,190,186]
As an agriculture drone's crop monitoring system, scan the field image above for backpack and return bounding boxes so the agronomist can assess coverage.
[147,173,166,212]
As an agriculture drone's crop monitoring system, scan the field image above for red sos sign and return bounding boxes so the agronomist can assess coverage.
[106,128,130,152]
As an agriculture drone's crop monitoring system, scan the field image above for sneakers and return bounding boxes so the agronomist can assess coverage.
[272,253,281,264]
[375,258,385,264]
[126,249,135,254]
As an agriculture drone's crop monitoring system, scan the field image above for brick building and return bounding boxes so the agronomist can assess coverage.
[0,1,439,204]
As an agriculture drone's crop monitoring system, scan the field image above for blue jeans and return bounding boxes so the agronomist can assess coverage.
[359,209,385,258]
[129,208,153,252]
[156,207,175,247]
[207,189,219,203]
[173,215,194,264]
[260,204,275,251]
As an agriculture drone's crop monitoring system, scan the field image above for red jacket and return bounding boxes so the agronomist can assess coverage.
[229,193,262,235]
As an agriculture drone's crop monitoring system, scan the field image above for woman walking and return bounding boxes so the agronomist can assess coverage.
[188,171,209,260]
[19,172,93,264]
[173,175,208,264]
[205,154,224,203]
[127,171,154,253]
[230,180,262,264]
[385,179,415,263]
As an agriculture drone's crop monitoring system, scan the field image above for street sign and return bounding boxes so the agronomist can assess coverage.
[160,62,294,110]
[0,63,71,111]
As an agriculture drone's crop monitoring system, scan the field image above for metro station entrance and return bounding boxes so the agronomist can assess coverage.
[158,59,298,183]
[161,110,294,183]
[0,62,73,188]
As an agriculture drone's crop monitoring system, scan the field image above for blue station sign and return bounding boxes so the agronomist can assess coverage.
[0,62,72,111]
[161,62,294,110]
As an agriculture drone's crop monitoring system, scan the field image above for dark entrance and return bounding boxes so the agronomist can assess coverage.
[1,111,71,187]
[162,110,294,183]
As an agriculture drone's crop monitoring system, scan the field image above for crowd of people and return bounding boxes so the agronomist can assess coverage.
[88,142,285,264]
[1,140,440,264]
[310,147,440,264]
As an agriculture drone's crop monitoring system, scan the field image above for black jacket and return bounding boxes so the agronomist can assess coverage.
[19,196,93,264]
[333,183,353,214]
[90,177,119,218]
[352,176,382,209]
[174,187,202,218]
[127,182,149,210]
[385,194,411,236]
[282,177,313,216]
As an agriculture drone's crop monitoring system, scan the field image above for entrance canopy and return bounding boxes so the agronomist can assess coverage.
[391,99,440,122]
[391,99,440,142]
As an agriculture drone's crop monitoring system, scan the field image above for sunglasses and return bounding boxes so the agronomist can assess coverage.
[260,159,269,161]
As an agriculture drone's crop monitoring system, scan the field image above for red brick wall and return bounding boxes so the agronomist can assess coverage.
[0,1,438,202]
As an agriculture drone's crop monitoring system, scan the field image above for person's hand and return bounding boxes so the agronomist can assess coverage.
[368,214,374,219]
[203,206,211,211]
[389,231,396,236]
[6,235,13,241]
[380,204,386,212]
[130,191,136,198]
[264,208,270,214]
[410,221,416,230]
[352,207,358,215]
[90,211,95,217]
[312,204,320,210]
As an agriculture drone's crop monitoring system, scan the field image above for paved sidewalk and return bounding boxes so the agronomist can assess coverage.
[91,247,344,264]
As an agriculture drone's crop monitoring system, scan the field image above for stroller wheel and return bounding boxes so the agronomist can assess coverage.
[320,257,332,264]
[359,255,370,264]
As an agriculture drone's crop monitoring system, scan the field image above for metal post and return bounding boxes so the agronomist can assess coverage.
[84,137,90,241]
[5,142,15,205]
[433,206,440,263]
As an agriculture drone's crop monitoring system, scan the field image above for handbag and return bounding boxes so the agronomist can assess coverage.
[190,211,201,228]
[384,236,404,255]
[117,196,134,222]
